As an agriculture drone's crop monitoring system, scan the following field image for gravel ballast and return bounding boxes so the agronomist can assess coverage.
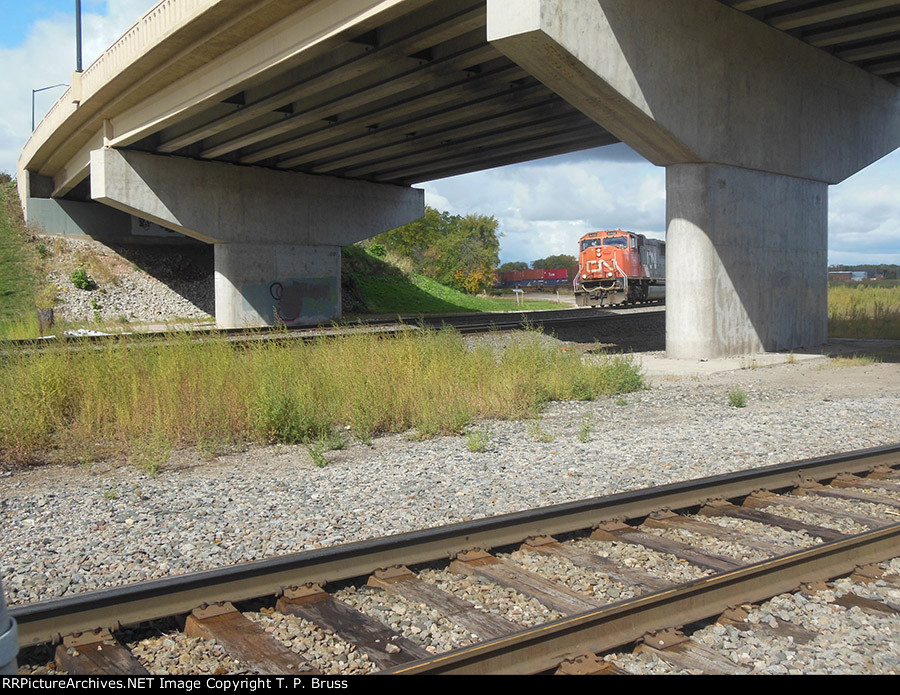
[3,332,900,674]
[2,349,898,605]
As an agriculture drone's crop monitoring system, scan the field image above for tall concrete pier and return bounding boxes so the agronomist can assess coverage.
[18,0,900,355]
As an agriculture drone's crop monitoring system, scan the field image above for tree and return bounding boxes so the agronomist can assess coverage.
[373,207,501,294]
[532,254,579,279]
[499,261,529,272]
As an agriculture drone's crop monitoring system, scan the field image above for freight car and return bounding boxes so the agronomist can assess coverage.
[495,268,569,289]
[574,229,665,306]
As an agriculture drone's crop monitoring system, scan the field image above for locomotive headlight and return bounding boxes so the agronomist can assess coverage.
[607,272,613,277]
[582,274,587,279]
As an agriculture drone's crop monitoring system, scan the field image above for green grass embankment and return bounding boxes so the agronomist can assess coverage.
[342,245,561,314]
[0,178,42,339]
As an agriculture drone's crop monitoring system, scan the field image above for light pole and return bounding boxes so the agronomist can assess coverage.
[76,0,83,73]
[32,84,68,131]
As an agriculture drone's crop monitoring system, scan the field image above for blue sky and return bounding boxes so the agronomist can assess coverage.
[2,0,898,266]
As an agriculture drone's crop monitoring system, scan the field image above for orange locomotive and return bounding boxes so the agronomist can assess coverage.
[574,229,665,307]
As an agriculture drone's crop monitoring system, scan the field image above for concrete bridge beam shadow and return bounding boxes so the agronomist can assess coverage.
[488,0,900,359]
[89,148,424,328]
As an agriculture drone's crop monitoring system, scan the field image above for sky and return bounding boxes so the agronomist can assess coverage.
[2,0,898,267]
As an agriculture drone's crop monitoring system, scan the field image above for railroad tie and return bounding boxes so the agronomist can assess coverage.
[590,522,743,573]
[185,602,319,675]
[717,605,817,645]
[449,549,604,616]
[851,564,900,589]
[55,629,148,676]
[799,582,900,617]
[742,491,889,530]
[519,535,673,594]
[794,483,900,511]
[367,566,519,641]
[702,498,847,542]
[829,473,900,495]
[276,585,430,670]
[635,629,749,675]
[643,511,798,555]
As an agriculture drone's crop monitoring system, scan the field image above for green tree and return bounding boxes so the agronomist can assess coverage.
[374,208,500,294]
[499,261,529,272]
[532,254,579,279]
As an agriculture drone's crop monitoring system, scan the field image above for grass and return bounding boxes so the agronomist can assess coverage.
[829,283,900,340]
[465,427,491,453]
[827,354,880,367]
[343,245,560,315]
[0,326,644,468]
[0,178,42,339]
[727,387,748,408]
[577,416,592,443]
[528,421,555,443]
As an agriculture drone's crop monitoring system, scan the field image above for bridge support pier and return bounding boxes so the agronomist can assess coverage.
[214,243,341,328]
[89,148,423,329]
[666,164,827,359]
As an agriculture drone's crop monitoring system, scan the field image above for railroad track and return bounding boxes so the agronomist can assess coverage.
[11,443,900,675]
[0,306,662,354]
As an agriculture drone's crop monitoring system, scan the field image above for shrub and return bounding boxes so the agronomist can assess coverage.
[70,267,95,290]
[727,388,747,408]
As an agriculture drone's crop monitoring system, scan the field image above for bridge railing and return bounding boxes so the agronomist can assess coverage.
[30,0,214,142]
[81,0,210,97]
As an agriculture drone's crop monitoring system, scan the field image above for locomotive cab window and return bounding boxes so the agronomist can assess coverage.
[602,237,628,247]
[581,239,602,251]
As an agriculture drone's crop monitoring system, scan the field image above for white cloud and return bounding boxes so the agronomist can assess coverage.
[426,143,900,266]
[0,1,154,176]
[424,144,667,264]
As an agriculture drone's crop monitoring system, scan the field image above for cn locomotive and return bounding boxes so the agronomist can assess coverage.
[574,229,665,307]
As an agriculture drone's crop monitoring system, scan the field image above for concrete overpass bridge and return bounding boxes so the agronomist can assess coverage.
[18,0,900,358]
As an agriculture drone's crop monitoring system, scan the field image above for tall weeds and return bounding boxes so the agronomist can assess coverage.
[0,328,643,466]
[829,284,900,339]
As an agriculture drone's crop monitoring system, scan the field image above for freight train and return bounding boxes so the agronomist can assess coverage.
[574,229,665,307]
[495,267,570,289]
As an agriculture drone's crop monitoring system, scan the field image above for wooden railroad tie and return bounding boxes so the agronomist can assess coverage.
[185,602,319,675]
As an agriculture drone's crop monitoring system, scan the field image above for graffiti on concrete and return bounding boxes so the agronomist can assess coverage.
[270,280,334,323]
[240,277,339,324]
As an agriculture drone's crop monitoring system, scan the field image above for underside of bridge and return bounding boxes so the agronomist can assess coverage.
[18,0,900,356]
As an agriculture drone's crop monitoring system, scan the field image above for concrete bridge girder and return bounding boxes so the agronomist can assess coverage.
[488,0,900,359]
[90,148,424,328]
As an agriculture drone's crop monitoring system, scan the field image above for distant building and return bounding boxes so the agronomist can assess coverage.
[828,271,869,282]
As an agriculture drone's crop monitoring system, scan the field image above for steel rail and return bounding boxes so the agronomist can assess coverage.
[0,307,662,353]
[386,522,900,674]
[11,442,899,648]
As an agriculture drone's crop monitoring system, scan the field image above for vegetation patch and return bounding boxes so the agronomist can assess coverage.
[342,245,559,315]
[0,327,644,468]
[727,388,748,408]
[0,176,42,339]
[826,354,880,367]
[465,427,491,453]
[829,283,900,340]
